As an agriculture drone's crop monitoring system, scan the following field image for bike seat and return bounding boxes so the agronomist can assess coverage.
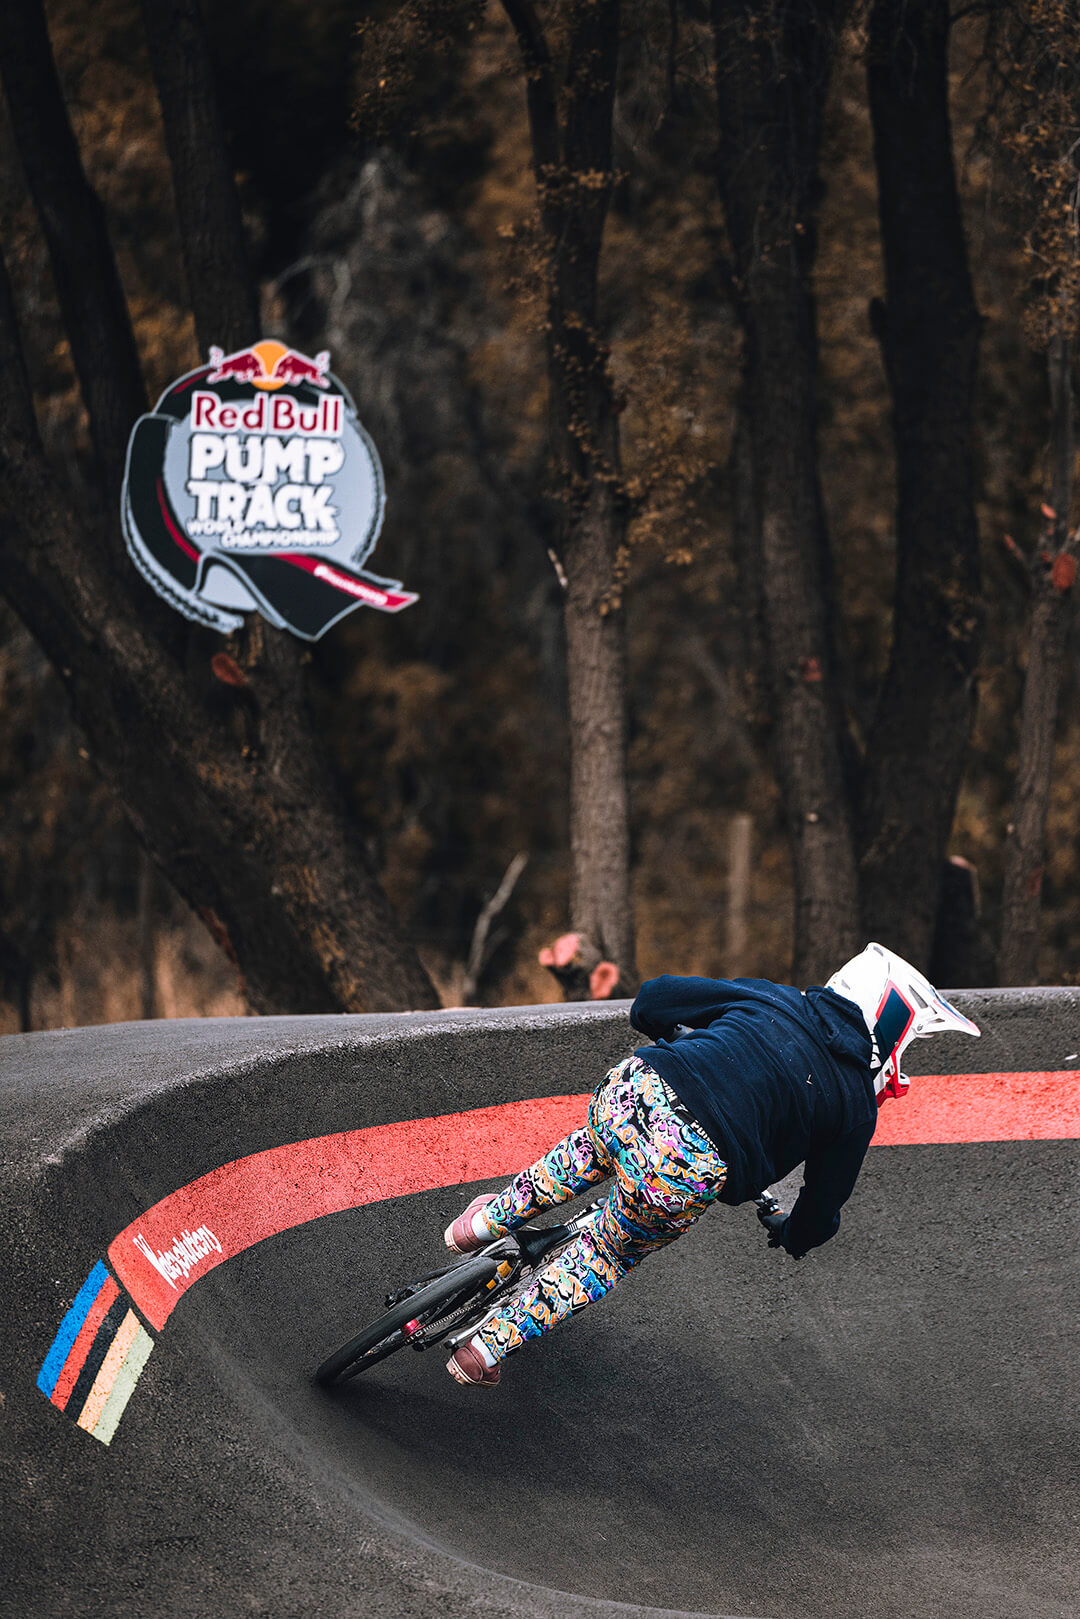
[512,1222,574,1268]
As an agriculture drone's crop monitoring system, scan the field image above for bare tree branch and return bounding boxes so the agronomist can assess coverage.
[463,851,529,1003]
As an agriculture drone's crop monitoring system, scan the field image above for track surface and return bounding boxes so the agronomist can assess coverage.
[2,994,1078,1619]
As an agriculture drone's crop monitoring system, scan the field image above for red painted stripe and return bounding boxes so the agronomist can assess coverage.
[874,1070,1080,1145]
[50,1276,119,1410]
[107,1073,1080,1332]
[109,1095,586,1329]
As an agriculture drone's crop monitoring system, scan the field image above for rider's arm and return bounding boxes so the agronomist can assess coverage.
[780,1120,875,1258]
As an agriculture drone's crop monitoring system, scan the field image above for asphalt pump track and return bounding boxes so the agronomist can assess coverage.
[2,994,1078,1619]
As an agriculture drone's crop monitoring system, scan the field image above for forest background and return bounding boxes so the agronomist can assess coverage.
[0,0,1077,1031]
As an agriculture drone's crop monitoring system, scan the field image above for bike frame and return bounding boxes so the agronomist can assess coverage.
[407,1199,605,1355]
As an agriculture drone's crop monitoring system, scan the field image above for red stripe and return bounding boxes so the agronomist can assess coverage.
[155,478,199,561]
[109,1095,586,1329]
[168,367,212,396]
[273,553,416,611]
[50,1276,119,1410]
[107,1073,1080,1332]
[874,1070,1080,1146]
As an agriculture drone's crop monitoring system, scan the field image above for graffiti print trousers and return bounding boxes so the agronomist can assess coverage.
[473,1055,727,1363]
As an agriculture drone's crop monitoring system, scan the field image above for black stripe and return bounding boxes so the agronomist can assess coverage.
[68,1296,129,1418]
[231,553,356,640]
[126,417,199,590]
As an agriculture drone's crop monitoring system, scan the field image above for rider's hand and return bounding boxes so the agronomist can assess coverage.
[757,1206,796,1253]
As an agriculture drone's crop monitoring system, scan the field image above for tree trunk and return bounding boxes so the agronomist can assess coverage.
[711,0,860,982]
[999,330,1077,984]
[725,811,752,976]
[0,0,146,504]
[502,0,636,982]
[728,388,769,744]
[0,2,439,1014]
[862,0,984,967]
[139,0,260,354]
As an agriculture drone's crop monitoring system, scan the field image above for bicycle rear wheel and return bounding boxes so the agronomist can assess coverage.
[314,1253,499,1386]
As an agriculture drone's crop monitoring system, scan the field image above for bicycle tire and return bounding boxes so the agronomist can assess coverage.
[314,1253,499,1386]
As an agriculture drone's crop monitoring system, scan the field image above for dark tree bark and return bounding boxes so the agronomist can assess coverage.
[711,0,860,982]
[139,0,260,354]
[0,0,146,504]
[862,0,984,968]
[0,0,439,1013]
[999,330,1077,984]
[728,388,769,745]
[501,0,636,985]
[930,854,995,988]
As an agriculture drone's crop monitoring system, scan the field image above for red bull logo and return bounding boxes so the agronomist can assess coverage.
[272,350,331,389]
[121,340,417,641]
[206,341,331,391]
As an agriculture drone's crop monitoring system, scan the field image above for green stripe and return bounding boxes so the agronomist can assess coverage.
[90,1325,154,1446]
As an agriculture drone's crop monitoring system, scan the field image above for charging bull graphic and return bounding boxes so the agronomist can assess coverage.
[121,341,417,640]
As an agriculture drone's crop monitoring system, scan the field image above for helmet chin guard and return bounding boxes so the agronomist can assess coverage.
[826,942,980,1104]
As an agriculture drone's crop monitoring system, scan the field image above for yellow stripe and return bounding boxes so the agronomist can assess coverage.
[91,1325,154,1446]
[75,1310,141,1434]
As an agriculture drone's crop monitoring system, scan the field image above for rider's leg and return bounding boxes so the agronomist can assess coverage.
[464,1058,727,1366]
[447,1126,609,1252]
[480,1124,609,1232]
[447,1058,647,1252]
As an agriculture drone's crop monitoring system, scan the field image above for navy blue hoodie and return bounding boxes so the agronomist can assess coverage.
[630,975,876,1257]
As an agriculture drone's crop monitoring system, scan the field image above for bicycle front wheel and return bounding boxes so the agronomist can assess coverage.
[314,1253,499,1386]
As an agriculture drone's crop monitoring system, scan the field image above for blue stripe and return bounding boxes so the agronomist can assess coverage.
[36,1261,110,1397]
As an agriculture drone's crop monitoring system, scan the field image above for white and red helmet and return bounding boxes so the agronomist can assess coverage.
[826,942,980,1104]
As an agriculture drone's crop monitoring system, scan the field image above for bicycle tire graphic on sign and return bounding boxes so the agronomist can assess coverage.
[121,340,417,640]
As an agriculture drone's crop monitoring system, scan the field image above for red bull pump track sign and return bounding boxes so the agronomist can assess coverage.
[121,340,417,640]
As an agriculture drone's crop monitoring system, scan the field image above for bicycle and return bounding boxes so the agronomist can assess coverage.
[313,1191,786,1387]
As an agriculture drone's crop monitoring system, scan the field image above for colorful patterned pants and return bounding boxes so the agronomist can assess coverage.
[473,1055,727,1363]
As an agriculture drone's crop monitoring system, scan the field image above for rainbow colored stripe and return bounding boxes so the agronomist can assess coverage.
[37,1261,154,1446]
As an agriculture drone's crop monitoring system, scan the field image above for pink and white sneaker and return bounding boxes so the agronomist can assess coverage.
[447,1340,501,1387]
[444,1194,497,1255]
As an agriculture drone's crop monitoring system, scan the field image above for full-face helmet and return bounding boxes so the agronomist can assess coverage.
[826,941,980,1103]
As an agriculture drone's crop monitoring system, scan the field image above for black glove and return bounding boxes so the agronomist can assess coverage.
[756,1204,803,1258]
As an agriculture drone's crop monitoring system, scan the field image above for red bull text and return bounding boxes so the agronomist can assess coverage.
[191,393,343,436]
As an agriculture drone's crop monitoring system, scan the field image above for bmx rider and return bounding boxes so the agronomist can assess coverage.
[443,942,979,1387]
